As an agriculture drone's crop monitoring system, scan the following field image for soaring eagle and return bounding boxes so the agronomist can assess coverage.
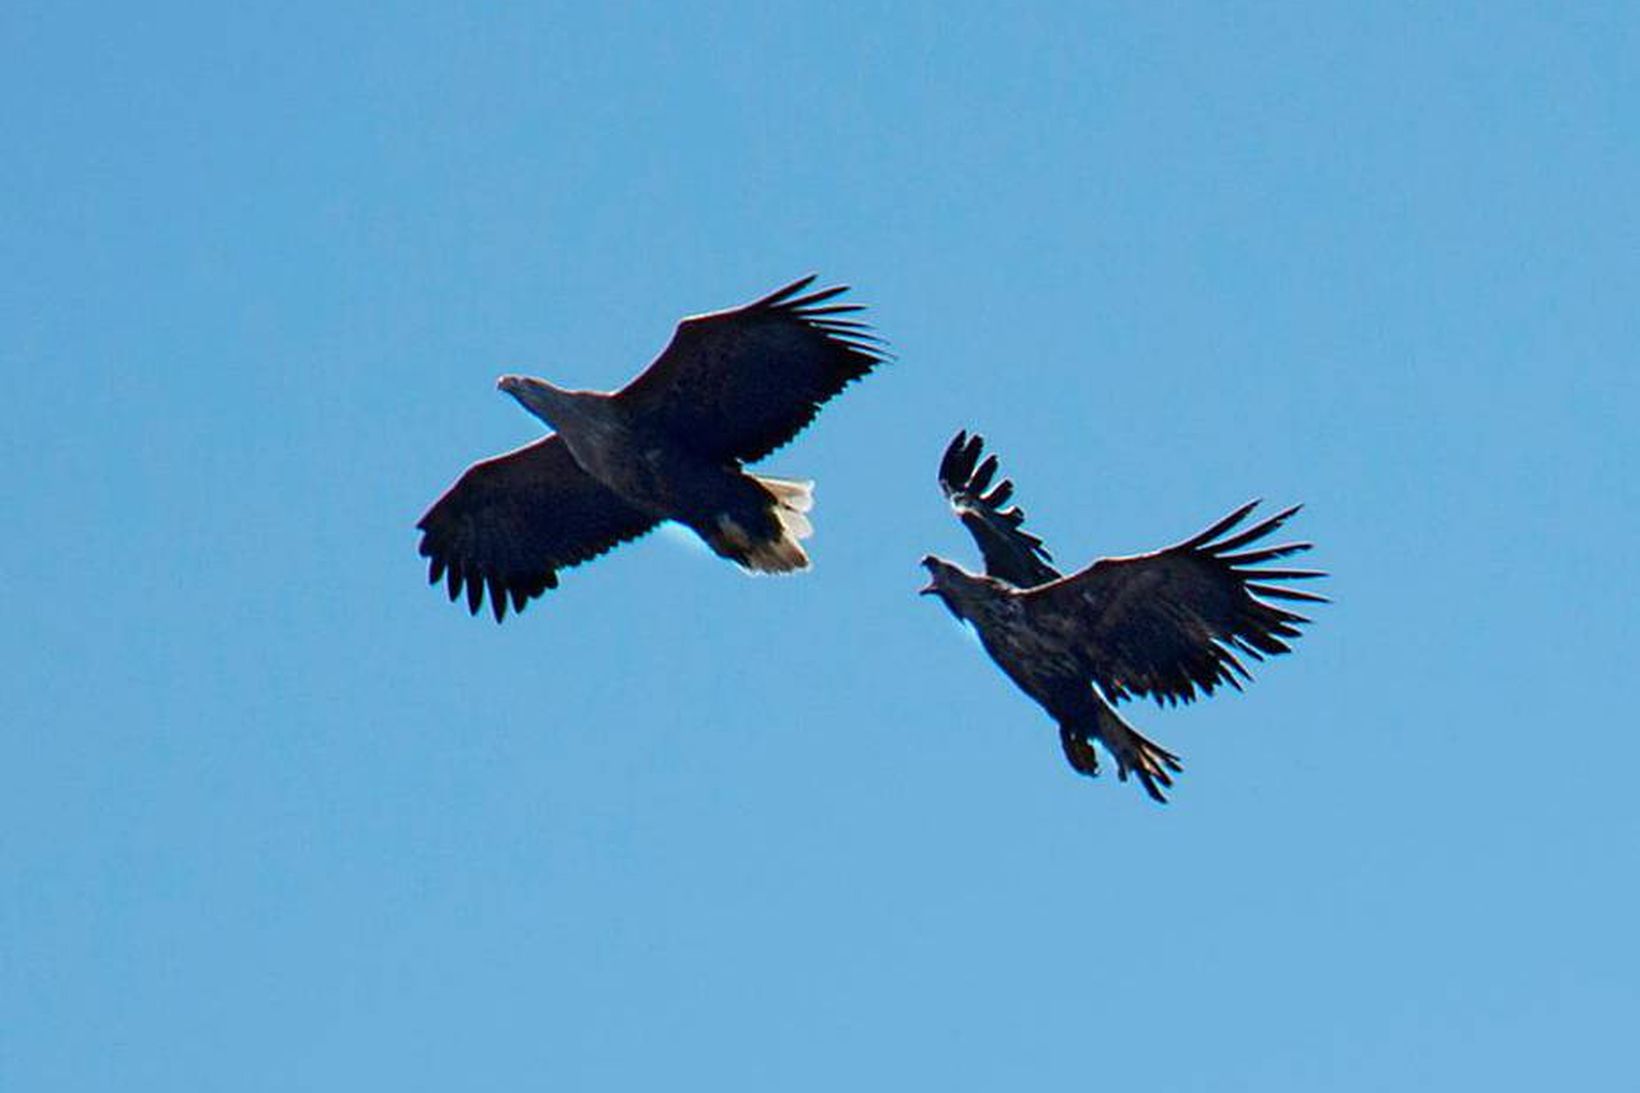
[417,276,887,620]
[920,431,1326,802]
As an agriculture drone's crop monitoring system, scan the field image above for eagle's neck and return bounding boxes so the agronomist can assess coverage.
[504,378,634,483]
[929,565,1012,626]
[506,379,612,437]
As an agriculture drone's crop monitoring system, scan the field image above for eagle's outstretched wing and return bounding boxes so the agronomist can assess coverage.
[615,275,888,463]
[1022,502,1327,706]
[416,437,659,621]
[938,430,1060,588]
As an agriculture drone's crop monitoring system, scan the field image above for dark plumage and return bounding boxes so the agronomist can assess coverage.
[921,431,1327,802]
[417,276,887,620]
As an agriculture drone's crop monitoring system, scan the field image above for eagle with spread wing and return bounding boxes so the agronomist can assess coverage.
[417,276,887,620]
[920,431,1326,802]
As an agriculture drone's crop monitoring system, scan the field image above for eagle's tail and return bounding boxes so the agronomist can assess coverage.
[710,475,814,574]
[1060,701,1183,804]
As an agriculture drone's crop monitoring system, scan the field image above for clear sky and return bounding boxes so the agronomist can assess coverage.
[5,3,1637,1089]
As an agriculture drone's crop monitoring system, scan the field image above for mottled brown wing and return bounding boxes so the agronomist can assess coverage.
[416,436,659,621]
[614,275,888,463]
[938,430,1060,588]
[1021,502,1327,705]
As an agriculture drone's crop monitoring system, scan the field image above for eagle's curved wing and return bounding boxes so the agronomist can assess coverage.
[1022,502,1326,705]
[416,437,659,621]
[615,275,888,463]
[938,430,1060,588]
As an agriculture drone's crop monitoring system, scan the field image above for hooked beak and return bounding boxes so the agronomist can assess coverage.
[917,555,939,596]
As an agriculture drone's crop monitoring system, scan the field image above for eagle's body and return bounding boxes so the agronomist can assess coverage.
[922,431,1326,802]
[417,276,884,620]
[924,566,1086,705]
[497,377,815,574]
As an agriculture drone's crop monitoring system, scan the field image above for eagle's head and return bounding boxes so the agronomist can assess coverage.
[919,555,997,622]
[498,375,602,434]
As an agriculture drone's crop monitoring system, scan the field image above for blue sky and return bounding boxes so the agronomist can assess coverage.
[5,3,1636,1089]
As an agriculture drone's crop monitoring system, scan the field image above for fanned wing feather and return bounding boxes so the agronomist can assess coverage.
[1022,502,1326,705]
[615,275,889,463]
[937,430,1060,588]
[416,437,659,621]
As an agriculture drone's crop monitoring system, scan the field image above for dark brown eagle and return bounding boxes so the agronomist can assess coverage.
[417,276,887,620]
[920,431,1326,802]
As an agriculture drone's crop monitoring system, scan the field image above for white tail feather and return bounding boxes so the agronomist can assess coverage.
[760,476,814,516]
[743,475,814,573]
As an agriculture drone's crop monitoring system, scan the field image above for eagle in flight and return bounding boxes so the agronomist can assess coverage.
[920,431,1326,802]
[418,276,887,620]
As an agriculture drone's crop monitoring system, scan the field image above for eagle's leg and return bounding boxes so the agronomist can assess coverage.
[1059,703,1183,803]
[694,472,814,574]
[1058,726,1102,778]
